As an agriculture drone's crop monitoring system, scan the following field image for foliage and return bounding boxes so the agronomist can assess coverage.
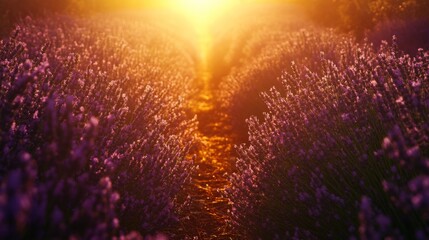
[217,22,358,141]
[301,0,429,38]
[0,15,197,238]
[227,35,429,238]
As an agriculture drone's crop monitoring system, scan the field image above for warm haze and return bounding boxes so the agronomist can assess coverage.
[1,0,429,239]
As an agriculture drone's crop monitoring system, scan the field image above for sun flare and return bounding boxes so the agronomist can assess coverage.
[169,0,235,25]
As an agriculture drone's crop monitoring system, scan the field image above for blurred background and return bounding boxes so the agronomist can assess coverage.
[1,0,429,40]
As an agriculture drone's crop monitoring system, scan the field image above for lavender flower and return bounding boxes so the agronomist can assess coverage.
[226,33,429,238]
[1,14,197,238]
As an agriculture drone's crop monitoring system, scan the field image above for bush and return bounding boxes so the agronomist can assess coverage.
[368,18,429,54]
[218,24,361,142]
[0,31,120,239]
[227,39,429,238]
[301,0,429,38]
[0,14,197,237]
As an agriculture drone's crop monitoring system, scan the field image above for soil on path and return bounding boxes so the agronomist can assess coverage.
[170,69,237,239]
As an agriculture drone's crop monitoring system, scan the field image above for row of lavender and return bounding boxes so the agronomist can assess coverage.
[221,19,429,238]
[218,23,357,141]
[0,15,197,239]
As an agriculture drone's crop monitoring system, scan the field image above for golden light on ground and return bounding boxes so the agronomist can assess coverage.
[160,0,232,113]
[140,0,292,113]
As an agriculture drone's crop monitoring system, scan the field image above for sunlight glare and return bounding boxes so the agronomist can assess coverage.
[171,0,234,25]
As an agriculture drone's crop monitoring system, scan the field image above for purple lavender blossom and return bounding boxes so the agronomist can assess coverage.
[226,31,429,238]
[1,15,197,238]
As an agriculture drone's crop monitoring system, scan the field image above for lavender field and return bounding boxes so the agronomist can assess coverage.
[1,0,429,239]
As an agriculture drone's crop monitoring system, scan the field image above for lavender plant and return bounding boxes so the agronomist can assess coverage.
[1,14,197,237]
[0,32,120,239]
[227,38,429,238]
[218,24,364,141]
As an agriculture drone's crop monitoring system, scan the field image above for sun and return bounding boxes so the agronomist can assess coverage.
[176,0,220,13]
[170,0,234,25]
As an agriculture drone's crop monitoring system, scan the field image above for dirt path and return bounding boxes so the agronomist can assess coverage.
[169,66,236,239]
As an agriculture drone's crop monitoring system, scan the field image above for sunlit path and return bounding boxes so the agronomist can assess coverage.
[169,21,236,239]
[176,105,235,239]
